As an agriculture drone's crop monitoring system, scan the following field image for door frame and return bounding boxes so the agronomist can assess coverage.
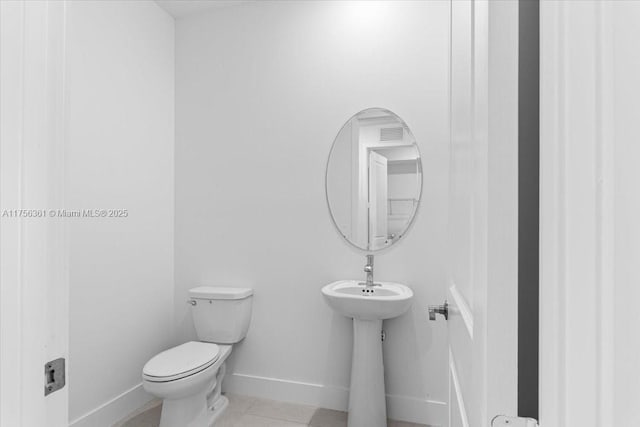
[367,149,388,249]
[539,1,615,426]
[0,1,69,425]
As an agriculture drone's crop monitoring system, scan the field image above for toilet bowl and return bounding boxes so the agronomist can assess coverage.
[142,287,253,427]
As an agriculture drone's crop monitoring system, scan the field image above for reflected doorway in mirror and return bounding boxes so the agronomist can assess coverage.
[325,107,423,253]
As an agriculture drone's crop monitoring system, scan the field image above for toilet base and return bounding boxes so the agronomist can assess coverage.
[209,395,229,426]
[158,365,228,427]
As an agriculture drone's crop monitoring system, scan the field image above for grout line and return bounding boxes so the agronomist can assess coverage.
[241,414,311,426]
[244,413,313,426]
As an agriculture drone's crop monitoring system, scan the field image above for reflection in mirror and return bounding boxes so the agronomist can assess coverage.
[326,108,422,252]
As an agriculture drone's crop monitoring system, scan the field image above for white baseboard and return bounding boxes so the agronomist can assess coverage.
[223,372,446,426]
[69,383,154,427]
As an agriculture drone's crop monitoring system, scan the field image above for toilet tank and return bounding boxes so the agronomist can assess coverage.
[188,286,253,344]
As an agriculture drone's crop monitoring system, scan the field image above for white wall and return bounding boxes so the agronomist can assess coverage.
[66,1,174,424]
[175,1,450,424]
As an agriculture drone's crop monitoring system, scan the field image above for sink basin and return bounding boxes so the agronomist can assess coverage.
[321,280,413,320]
[322,280,414,427]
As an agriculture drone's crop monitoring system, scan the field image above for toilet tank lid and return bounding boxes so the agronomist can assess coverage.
[189,286,253,300]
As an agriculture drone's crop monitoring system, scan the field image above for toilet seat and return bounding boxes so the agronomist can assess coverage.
[143,341,220,382]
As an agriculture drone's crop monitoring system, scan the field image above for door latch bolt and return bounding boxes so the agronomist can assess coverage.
[428,300,449,321]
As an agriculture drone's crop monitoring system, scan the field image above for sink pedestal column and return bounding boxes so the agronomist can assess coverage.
[348,318,386,427]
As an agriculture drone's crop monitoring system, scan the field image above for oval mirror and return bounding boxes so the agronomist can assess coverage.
[326,108,422,252]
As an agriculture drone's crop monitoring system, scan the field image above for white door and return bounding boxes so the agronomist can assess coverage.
[446,1,519,426]
[368,151,388,250]
[0,1,69,426]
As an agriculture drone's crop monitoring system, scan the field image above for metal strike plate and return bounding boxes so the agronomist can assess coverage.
[492,415,539,427]
[44,358,65,396]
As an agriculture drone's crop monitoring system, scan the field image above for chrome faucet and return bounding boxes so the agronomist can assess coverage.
[359,255,380,288]
[364,255,374,286]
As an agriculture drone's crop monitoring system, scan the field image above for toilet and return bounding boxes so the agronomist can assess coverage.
[142,286,253,427]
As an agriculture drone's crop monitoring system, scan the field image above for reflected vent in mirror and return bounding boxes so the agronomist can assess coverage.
[380,127,404,141]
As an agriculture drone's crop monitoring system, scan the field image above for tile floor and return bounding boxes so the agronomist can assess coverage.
[114,393,432,427]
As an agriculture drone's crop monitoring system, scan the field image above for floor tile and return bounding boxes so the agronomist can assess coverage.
[309,407,348,427]
[224,392,256,414]
[114,400,162,427]
[215,409,243,427]
[112,393,434,427]
[246,397,317,424]
[236,414,308,427]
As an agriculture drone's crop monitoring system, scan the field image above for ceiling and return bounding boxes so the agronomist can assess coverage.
[155,0,251,19]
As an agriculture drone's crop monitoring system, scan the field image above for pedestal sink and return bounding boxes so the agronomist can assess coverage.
[321,280,414,427]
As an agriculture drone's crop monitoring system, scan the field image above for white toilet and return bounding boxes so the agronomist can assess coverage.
[142,286,253,427]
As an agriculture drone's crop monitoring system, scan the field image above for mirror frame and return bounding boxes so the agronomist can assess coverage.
[324,107,424,255]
